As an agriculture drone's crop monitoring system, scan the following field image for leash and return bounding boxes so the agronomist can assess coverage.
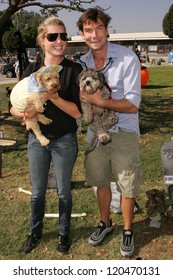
[21,111,27,126]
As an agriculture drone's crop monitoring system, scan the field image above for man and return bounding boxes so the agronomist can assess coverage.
[77,7,143,257]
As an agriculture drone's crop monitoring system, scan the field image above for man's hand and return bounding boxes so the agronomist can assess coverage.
[80,88,105,107]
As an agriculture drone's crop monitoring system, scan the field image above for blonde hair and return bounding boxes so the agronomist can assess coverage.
[37,16,66,52]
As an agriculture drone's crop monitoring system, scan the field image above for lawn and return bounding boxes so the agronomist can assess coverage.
[0,65,173,260]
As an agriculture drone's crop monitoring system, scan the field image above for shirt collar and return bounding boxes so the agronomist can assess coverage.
[79,41,118,69]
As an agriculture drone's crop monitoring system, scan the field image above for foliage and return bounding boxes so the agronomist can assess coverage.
[0,0,95,31]
[0,0,97,50]
[2,27,18,51]
[162,13,169,36]
[2,11,43,50]
[11,11,43,48]
[162,4,173,38]
[2,14,42,51]
[0,11,13,49]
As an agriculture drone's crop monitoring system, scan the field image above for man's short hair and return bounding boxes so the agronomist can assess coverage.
[77,7,111,32]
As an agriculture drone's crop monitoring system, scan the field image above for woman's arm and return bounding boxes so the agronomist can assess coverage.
[10,106,23,117]
[10,105,37,118]
[49,95,82,119]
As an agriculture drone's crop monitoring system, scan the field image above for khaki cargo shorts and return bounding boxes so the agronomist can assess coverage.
[84,130,143,198]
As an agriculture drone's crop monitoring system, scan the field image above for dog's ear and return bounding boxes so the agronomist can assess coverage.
[98,71,105,85]
[78,69,85,85]
[34,66,45,87]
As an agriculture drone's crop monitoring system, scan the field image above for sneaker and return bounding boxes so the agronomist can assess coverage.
[57,234,71,253]
[23,234,41,254]
[88,220,113,246]
[120,229,134,257]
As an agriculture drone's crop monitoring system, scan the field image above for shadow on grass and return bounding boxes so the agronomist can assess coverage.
[142,85,173,89]
[134,216,173,259]
[0,117,21,128]
[140,95,173,135]
[36,215,173,259]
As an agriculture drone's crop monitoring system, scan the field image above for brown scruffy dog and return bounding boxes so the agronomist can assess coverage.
[10,65,62,146]
[79,69,118,153]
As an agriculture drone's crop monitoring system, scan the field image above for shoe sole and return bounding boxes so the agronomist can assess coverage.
[88,227,113,246]
[120,246,134,257]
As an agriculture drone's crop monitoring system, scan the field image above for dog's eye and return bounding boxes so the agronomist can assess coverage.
[93,77,99,81]
[45,77,51,81]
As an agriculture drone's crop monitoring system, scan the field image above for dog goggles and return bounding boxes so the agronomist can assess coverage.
[46,33,68,42]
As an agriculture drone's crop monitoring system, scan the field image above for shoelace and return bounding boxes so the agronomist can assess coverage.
[123,231,133,246]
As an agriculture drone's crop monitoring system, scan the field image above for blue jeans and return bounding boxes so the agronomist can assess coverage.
[27,132,78,237]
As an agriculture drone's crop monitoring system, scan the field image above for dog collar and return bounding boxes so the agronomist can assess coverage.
[28,73,46,92]
[102,81,112,94]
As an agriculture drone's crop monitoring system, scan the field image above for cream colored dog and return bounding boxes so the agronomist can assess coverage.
[10,65,62,146]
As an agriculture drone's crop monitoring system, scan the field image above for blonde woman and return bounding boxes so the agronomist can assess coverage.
[11,16,82,254]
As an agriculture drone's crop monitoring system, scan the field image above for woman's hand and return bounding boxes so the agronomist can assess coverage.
[10,105,37,118]
[40,91,50,104]
[10,106,23,117]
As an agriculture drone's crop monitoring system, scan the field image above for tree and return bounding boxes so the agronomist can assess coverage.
[11,10,43,47]
[162,4,173,38]
[0,0,95,31]
[0,11,13,49]
[2,27,17,51]
[2,11,43,50]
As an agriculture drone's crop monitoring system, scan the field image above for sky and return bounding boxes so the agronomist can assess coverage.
[57,0,173,36]
[1,0,173,36]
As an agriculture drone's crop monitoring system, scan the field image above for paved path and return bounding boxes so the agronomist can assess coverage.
[0,74,18,85]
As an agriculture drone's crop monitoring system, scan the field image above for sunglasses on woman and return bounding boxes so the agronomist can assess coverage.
[46,33,68,42]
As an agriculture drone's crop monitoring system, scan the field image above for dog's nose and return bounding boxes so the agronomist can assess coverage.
[86,80,91,85]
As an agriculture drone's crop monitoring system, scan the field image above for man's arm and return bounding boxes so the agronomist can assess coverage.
[80,89,138,113]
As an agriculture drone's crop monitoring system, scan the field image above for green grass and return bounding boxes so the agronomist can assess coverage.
[1,66,173,260]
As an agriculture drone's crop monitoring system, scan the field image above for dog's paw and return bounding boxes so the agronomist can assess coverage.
[40,137,50,146]
[110,115,118,125]
[96,107,104,115]
[84,115,93,123]
[98,133,110,143]
[36,106,44,113]
[44,118,53,125]
[51,93,59,99]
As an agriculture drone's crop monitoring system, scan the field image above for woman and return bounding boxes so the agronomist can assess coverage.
[11,16,82,254]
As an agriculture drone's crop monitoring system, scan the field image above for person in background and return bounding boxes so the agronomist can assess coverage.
[14,30,29,78]
[6,54,10,63]
[77,7,143,258]
[13,55,20,79]
[34,51,42,65]
[11,16,82,254]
